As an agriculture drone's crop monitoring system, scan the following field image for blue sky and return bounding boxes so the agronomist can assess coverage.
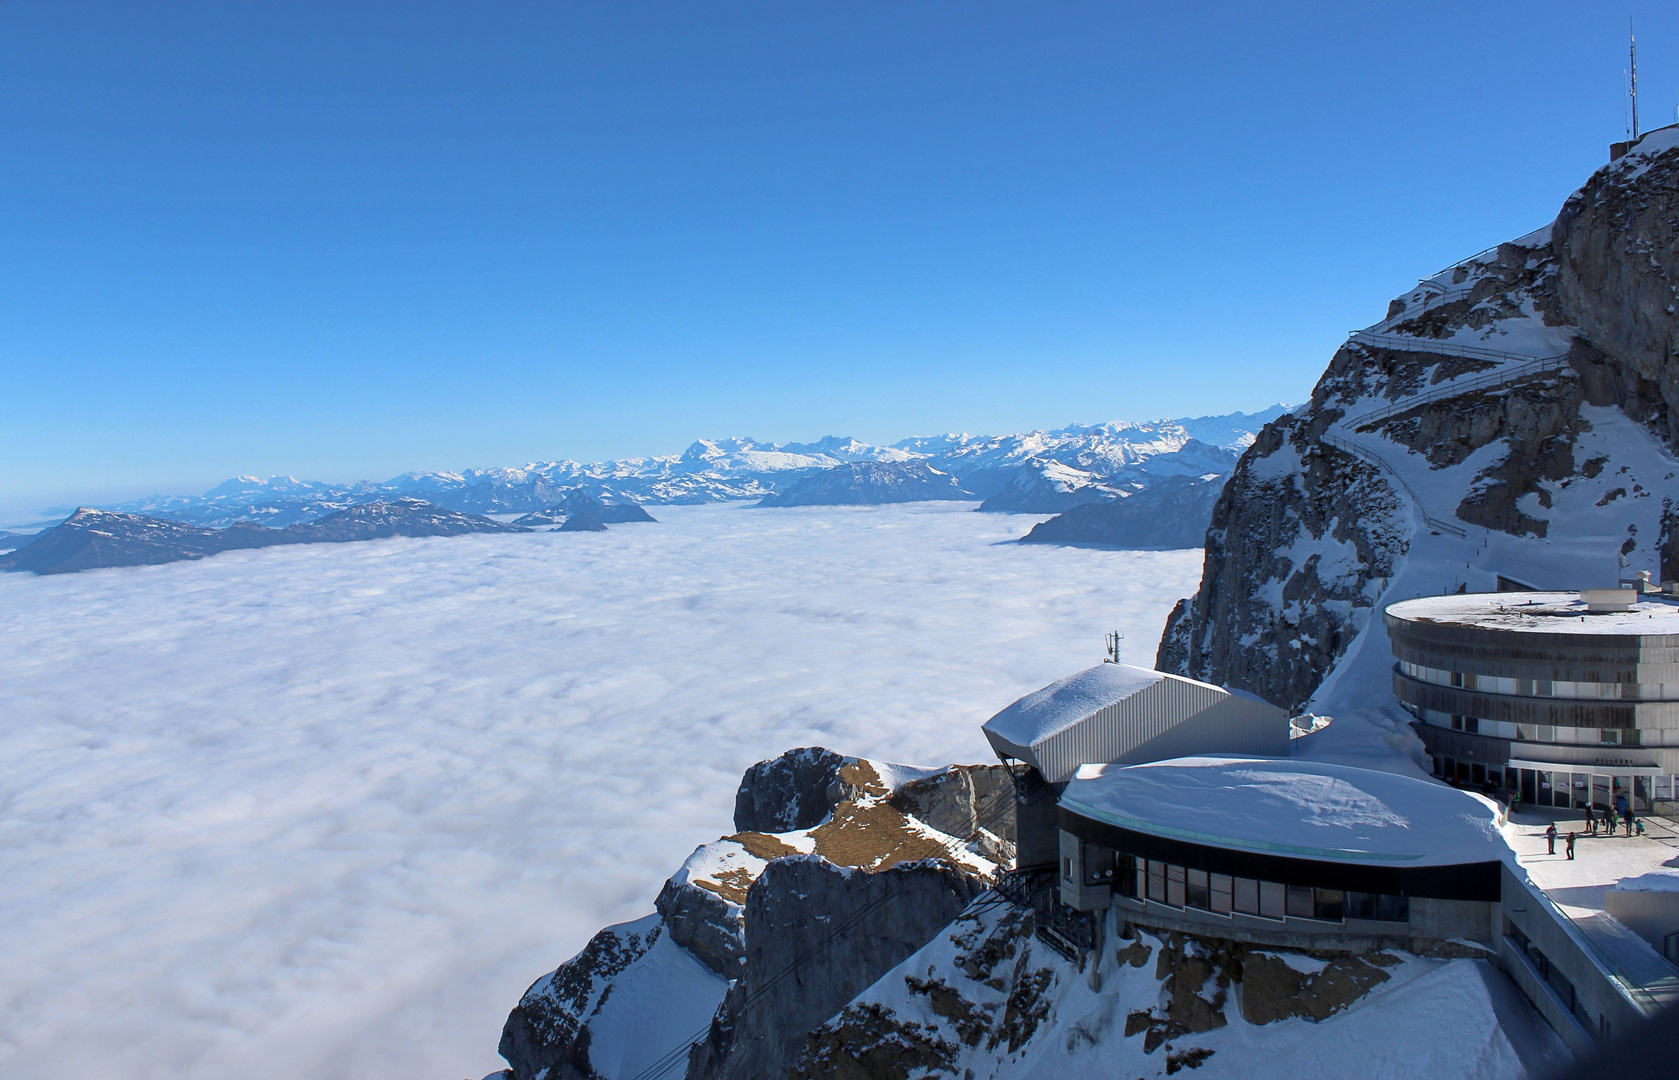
[3,1,1676,514]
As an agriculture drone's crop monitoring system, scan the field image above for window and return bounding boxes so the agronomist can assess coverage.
[1463,717,1479,735]
[1601,729,1620,745]
[1063,856,1073,883]
[1234,877,1260,915]
[1147,861,1166,904]
[1114,854,1137,899]
[1167,864,1186,908]
[1211,874,1233,915]
[1346,891,1377,920]
[1260,881,1287,919]
[1185,868,1210,911]
[1286,885,1314,919]
[1314,889,1345,922]
[1624,729,1641,746]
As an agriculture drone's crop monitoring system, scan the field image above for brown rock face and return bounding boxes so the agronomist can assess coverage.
[1553,142,1679,445]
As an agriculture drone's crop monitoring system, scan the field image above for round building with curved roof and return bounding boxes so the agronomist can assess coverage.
[1054,756,1504,949]
[1384,590,1679,813]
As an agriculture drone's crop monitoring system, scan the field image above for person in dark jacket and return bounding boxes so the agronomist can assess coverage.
[1546,823,1558,855]
[1624,808,1635,836]
[1566,831,1576,860]
[1584,804,1597,835]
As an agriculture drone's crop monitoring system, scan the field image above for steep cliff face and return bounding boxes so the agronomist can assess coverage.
[686,858,985,1080]
[1159,132,1679,719]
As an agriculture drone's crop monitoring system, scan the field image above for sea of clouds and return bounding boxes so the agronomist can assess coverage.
[0,503,1202,1080]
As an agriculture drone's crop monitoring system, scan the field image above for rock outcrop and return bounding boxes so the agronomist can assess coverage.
[498,748,1008,1080]
[733,747,853,833]
[499,915,668,1080]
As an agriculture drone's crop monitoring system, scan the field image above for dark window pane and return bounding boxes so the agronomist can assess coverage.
[1167,864,1186,909]
[1260,881,1287,920]
[1234,878,1259,915]
[1286,885,1314,919]
[1346,892,1377,920]
[1147,861,1166,904]
[1211,874,1233,915]
[1185,868,1210,911]
[1376,894,1409,922]
[1314,889,1345,922]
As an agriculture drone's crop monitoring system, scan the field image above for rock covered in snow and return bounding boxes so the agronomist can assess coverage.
[793,911,1567,1080]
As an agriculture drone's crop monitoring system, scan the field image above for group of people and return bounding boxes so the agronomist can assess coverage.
[1544,794,1646,860]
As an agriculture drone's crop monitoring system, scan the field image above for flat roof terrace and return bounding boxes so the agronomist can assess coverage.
[1502,808,1679,1010]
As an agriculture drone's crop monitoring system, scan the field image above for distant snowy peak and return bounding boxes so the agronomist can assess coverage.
[88,407,1284,526]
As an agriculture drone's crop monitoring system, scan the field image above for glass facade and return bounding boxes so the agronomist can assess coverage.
[1117,853,1409,925]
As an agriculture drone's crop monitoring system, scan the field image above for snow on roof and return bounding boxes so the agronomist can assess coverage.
[1385,592,1679,636]
[982,663,1168,750]
[1061,756,1504,867]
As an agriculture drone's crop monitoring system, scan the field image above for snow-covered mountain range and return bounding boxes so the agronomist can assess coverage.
[61,409,1287,530]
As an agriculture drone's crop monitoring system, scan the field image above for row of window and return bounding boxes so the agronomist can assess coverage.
[1401,660,1675,702]
[1416,708,1666,747]
[1507,921,1601,1038]
[1068,847,1410,924]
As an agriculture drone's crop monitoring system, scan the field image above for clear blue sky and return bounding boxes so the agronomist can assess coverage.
[3,1,1676,514]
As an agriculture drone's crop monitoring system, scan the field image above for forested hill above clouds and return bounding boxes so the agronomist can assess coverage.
[1158,127,1679,728]
[31,407,1286,530]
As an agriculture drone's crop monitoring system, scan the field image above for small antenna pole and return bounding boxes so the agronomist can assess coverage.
[1631,19,1640,140]
[1105,630,1124,664]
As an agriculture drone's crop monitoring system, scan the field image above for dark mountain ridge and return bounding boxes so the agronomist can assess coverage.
[0,498,524,575]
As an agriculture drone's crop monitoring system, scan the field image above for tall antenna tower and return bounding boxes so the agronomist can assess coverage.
[1630,18,1641,140]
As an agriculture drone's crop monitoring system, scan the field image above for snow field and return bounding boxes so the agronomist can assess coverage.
[0,502,1202,1080]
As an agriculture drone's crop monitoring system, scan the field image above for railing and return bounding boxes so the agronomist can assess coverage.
[1346,330,1569,367]
[1318,429,1468,539]
[1033,900,1096,963]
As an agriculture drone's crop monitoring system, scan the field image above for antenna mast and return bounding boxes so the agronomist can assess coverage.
[1104,630,1124,664]
[1630,19,1640,140]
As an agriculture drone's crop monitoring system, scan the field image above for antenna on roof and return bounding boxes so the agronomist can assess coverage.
[1630,18,1641,140]
[1105,630,1124,664]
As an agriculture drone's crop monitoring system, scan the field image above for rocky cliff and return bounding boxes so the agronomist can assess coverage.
[1158,129,1679,720]
[496,749,1014,1080]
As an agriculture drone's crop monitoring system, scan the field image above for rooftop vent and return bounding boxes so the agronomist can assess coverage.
[1581,588,1638,613]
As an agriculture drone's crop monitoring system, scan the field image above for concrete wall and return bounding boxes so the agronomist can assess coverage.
[1604,889,1679,955]
[1409,895,1493,943]
[1500,865,1651,1051]
[1058,830,1111,912]
[1014,771,1061,871]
